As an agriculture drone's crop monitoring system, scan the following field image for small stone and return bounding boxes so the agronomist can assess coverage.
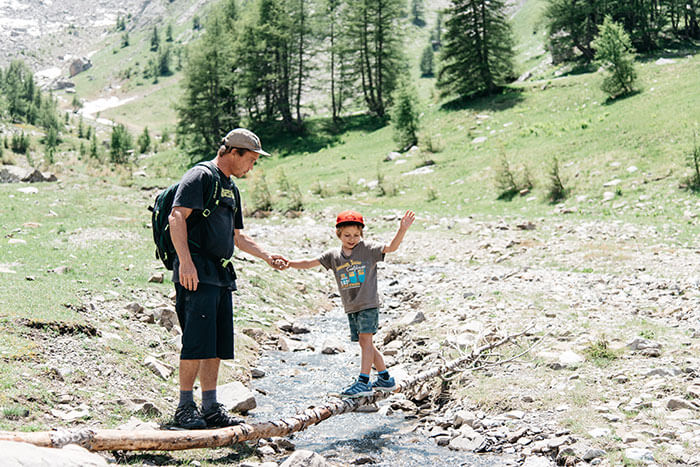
[148,272,164,283]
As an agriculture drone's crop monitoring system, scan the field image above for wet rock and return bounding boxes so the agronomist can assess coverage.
[354,402,379,413]
[251,368,266,378]
[257,445,276,457]
[448,433,486,452]
[290,322,311,334]
[271,436,296,451]
[0,441,107,466]
[280,449,332,467]
[218,381,256,413]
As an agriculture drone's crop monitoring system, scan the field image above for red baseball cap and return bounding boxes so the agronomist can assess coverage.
[336,210,364,227]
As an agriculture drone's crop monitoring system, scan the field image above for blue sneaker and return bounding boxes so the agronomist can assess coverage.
[371,376,396,392]
[340,379,373,398]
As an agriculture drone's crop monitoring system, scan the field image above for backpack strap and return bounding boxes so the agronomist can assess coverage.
[196,161,222,218]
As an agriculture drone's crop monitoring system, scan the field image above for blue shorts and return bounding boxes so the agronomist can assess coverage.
[347,308,379,342]
[175,283,234,360]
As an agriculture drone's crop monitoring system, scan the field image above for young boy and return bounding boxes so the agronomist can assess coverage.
[286,209,415,397]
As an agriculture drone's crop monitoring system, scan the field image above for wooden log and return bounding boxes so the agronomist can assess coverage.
[0,328,533,451]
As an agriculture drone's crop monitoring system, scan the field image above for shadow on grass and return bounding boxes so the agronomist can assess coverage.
[254,114,388,158]
[440,87,525,113]
[602,89,642,105]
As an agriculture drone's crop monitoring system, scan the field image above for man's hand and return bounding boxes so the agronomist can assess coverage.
[179,258,199,291]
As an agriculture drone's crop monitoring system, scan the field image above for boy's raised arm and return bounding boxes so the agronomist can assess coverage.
[383,210,415,254]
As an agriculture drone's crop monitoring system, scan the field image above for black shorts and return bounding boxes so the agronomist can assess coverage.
[175,283,234,360]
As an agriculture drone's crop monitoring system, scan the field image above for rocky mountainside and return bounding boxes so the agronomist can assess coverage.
[0,0,207,74]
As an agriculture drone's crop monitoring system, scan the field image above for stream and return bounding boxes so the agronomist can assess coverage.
[250,309,507,466]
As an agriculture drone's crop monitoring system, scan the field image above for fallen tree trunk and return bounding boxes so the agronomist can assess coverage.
[0,328,535,451]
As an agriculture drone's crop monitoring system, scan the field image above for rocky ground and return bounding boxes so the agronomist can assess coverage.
[242,210,700,466]
[4,208,700,466]
[0,0,204,73]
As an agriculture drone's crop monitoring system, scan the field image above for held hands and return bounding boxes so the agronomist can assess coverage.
[269,255,290,270]
[400,210,416,231]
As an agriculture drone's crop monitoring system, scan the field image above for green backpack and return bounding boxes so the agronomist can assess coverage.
[148,161,222,270]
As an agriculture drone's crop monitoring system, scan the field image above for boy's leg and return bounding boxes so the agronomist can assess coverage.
[358,333,375,375]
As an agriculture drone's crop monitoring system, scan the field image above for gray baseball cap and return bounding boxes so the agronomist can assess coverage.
[222,128,270,156]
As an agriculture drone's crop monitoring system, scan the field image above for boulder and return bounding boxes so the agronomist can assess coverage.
[280,449,331,467]
[69,57,92,77]
[218,381,256,413]
[0,441,107,466]
[0,165,57,183]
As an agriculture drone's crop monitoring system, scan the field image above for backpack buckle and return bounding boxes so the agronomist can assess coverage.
[202,208,211,217]
[220,257,233,269]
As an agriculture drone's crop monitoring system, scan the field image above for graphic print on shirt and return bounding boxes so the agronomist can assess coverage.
[336,260,366,289]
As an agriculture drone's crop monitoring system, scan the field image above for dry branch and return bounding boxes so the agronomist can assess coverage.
[0,327,537,451]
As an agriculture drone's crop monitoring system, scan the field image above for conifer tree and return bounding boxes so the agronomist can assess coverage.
[110,124,133,164]
[420,45,434,77]
[150,26,160,52]
[437,0,515,99]
[138,127,151,154]
[390,80,420,150]
[344,0,406,117]
[176,1,239,159]
[592,16,637,98]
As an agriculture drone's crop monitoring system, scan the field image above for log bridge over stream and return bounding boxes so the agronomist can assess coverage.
[0,329,536,452]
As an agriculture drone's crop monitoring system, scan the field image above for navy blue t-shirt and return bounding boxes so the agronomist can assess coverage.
[171,163,243,288]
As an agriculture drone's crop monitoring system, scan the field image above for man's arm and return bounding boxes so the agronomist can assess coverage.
[383,210,415,254]
[169,206,199,291]
[234,229,287,269]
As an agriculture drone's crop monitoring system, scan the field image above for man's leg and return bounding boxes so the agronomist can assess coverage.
[174,359,206,429]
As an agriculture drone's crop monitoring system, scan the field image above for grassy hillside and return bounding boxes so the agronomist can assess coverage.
[226,51,700,243]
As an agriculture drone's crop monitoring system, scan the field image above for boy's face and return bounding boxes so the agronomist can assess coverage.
[337,225,363,250]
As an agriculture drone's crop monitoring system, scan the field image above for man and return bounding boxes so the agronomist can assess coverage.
[168,128,286,429]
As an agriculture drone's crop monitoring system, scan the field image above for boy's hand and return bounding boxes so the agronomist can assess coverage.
[400,210,415,230]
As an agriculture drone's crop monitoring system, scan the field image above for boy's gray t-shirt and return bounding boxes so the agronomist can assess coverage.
[318,240,385,314]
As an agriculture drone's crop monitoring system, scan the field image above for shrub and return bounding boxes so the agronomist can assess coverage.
[110,124,133,164]
[494,153,532,201]
[683,131,700,192]
[547,156,568,203]
[250,171,273,212]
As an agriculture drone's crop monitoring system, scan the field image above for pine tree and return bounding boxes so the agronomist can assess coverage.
[437,0,515,99]
[390,80,420,150]
[166,23,174,42]
[110,124,133,164]
[420,45,434,77]
[89,132,99,159]
[138,127,151,154]
[592,16,637,98]
[176,1,239,159]
[150,26,160,52]
[344,0,406,117]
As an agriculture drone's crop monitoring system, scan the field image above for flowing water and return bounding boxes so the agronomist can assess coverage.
[250,310,508,466]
